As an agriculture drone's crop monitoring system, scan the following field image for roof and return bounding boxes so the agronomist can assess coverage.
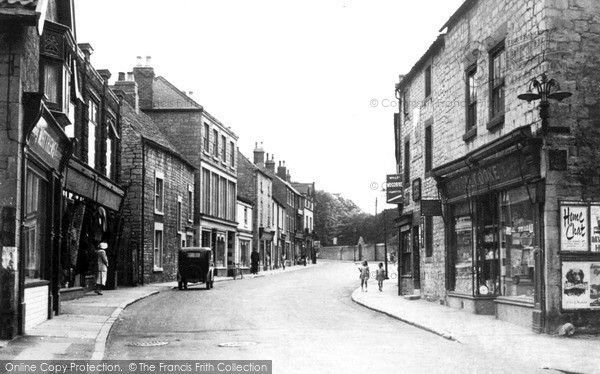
[291,182,315,196]
[397,34,445,90]
[152,76,202,110]
[0,0,38,8]
[120,101,195,169]
[239,152,272,179]
[237,195,254,206]
[440,0,478,32]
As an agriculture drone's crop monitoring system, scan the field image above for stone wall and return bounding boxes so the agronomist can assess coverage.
[320,244,398,262]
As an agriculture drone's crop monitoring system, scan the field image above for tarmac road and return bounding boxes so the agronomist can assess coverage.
[105,261,553,374]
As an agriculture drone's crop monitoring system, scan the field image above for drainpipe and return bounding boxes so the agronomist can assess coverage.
[140,140,146,285]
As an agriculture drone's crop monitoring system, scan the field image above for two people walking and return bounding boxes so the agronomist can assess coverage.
[358,261,386,292]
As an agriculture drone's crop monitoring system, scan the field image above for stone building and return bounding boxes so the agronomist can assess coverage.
[0,0,125,338]
[237,148,274,270]
[394,0,600,333]
[130,60,238,277]
[236,196,254,270]
[112,74,195,285]
[292,182,316,263]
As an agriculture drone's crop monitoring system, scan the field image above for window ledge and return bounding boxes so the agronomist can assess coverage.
[24,280,50,288]
[486,114,504,131]
[463,127,477,142]
[154,210,164,216]
[494,296,534,308]
[153,267,163,273]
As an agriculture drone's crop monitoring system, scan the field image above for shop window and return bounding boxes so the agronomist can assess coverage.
[24,168,48,281]
[154,171,164,214]
[216,236,225,268]
[154,223,163,270]
[466,65,477,134]
[87,99,99,168]
[489,42,505,128]
[499,187,538,299]
[450,212,473,294]
[425,216,433,257]
[240,240,249,267]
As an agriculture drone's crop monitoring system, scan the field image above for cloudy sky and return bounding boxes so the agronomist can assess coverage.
[75,0,464,213]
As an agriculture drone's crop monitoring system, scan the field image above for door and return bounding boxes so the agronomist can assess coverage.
[413,225,421,289]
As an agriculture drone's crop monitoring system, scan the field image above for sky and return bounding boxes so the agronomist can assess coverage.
[75,0,465,213]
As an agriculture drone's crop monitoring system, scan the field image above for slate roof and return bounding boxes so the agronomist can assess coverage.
[121,101,194,169]
[152,76,202,110]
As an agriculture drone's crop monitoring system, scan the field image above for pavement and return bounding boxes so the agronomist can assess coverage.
[0,262,317,361]
[352,276,600,374]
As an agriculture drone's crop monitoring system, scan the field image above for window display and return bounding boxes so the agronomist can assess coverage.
[476,196,499,295]
[499,187,538,299]
[24,168,48,281]
[452,215,473,294]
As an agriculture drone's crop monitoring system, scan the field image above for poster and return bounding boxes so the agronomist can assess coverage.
[562,261,600,310]
[560,203,589,251]
[591,204,600,252]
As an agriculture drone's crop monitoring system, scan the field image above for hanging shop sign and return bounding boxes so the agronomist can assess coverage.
[562,261,600,310]
[420,200,442,216]
[560,201,590,252]
[386,174,403,204]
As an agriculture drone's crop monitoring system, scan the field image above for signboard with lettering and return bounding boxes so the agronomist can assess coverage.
[562,261,600,310]
[386,174,403,204]
[412,178,421,202]
[560,202,589,252]
[27,116,70,171]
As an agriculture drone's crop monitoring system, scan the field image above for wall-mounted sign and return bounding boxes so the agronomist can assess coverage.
[412,178,421,202]
[591,204,600,252]
[386,174,403,204]
[562,261,600,310]
[560,201,589,252]
[421,200,442,216]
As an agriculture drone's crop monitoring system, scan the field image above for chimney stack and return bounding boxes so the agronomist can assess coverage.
[145,56,152,67]
[253,142,265,167]
[133,56,155,110]
[113,71,139,112]
[136,56,142,66]
[78,43,94,62]
[277,161,287,180]
[97,69,111,84]
[265,153,275,173]
[286,170,291,182]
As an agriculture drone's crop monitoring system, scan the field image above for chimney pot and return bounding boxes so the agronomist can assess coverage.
[127,72,134,81]
[136,56,142,66]
[146,56,152,66]
[188,91,193,96]
[118,72,126,81]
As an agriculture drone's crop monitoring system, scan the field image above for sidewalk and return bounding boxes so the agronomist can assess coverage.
[0,262,319,360]
[352,278,600,374]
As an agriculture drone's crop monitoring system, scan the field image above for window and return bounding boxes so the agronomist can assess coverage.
[177,196,182,232]
[87,99,99,168]
[425,216,433,257]
[188,186,193,222]
[221,135,227,162]
[240,240,249,267]
[425,121,432,173]
[466,66,478,133]
[43,62,61,105]
[403,139,410,185]
[204,123,210,152]
[155,172,164,214]
[401,229,412,276]
[403,89,410,116]
[425,65,432,98]
[202,169,210,214]
[230,141,235,166]
[450,210,473,294]
[490,43,505,124]
[106,116,118,179]
[244,207,248,225]
[24,167,48,281]
[213,129,219,157]
[154,223,164,270]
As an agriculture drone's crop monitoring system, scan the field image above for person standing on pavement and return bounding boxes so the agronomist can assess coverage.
[95,242,109,295]
[359,260,370,292]
[250,248,259,275]
[281,252,286,270]
[376,262,386,292]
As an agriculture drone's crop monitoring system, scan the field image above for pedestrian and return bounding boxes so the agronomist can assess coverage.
[358,260,370,292]
[281,252,286,270]
[250,248,259,275]
[376,262,386,292]
[95,242,109,295]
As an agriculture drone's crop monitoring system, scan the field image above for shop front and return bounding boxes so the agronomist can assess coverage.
[21,97,73,332]
[432,127,543,329]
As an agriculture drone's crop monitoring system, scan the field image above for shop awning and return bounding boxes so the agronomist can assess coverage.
[64,159,124,211]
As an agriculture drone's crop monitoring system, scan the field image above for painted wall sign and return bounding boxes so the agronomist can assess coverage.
[27,116,70,171]
[560,202,589,252]
[562,261,600,310]
[591,204,600,252]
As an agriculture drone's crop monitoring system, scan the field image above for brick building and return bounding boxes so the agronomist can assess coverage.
[131,60,239,277]
[394,0,600,333]
[237,148,275,270]
[112,74,195,285]
[0,0,125,338]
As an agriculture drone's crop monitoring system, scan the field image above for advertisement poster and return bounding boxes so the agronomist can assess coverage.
[560,203,589,251]
[562,261,600,310]
[591,204,600,252]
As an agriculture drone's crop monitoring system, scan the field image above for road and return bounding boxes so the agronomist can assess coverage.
[105,261,551,373]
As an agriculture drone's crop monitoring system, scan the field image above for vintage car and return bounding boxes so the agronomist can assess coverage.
[177,247,214,290]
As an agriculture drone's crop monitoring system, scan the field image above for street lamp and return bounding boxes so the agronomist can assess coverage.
[517,73,572,133]
[353,228,357,262]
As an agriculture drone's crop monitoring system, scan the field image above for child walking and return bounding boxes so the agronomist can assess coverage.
[359,261,370,292]
[376,262,386,292]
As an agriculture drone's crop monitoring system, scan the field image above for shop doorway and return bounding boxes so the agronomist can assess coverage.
[476,195,499,295]
[413,225,421,290]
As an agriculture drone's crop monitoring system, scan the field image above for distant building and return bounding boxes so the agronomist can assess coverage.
[236,197,254,271]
